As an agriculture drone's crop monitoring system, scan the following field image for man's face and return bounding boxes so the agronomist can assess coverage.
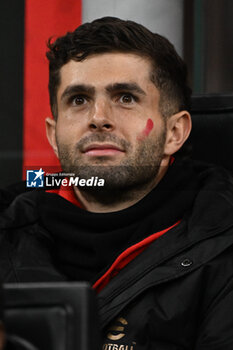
[53,53,168,191]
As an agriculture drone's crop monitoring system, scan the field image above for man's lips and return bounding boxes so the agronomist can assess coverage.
[82,143,125,156]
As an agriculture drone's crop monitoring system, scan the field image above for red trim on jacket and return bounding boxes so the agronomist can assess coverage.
[93,220,180,293]
[46,162,179,293]
[46,184,82,208]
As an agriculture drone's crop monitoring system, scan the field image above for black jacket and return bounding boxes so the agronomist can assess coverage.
[0,162,233,349]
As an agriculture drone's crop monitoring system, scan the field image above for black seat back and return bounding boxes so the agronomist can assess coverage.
[3,282,100,350]
[189,94,233,172]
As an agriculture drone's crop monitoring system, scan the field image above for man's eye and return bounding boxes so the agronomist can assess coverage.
[119,94,135,104]
[71,96,87,106]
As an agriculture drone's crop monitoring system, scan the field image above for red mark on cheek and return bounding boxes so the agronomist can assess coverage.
[137,118,154,141]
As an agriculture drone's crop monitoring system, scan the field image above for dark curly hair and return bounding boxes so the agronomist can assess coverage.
[46,17,191,120]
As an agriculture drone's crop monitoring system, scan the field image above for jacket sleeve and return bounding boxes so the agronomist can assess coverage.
[194,275,233,350]
[0,230,18,282]
[0,181,27,213]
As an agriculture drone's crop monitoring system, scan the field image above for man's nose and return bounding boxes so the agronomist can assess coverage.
[88,99,114,132]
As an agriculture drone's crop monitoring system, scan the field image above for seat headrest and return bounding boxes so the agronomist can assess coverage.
[187,94,233,172]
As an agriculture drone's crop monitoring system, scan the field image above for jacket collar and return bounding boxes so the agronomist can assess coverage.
[98,163,233,326]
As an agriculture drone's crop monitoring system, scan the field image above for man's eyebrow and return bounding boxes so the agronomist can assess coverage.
[106,83,146,96]
[60,84,95,101]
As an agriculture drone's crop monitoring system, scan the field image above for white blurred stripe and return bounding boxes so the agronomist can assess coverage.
[82,0,184,56]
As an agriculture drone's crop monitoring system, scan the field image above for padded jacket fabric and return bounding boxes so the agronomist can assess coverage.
[0,162,233,349]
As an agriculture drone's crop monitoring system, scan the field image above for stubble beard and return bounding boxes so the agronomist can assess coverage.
[57,129,166,205]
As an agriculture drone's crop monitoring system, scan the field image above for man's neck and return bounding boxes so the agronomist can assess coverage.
[73,165,168,213]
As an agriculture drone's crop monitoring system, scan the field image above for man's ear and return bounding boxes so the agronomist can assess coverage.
[164,110,192,156]
[45,117,59,158]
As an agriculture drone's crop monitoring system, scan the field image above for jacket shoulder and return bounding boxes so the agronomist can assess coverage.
[0,190,65,283]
